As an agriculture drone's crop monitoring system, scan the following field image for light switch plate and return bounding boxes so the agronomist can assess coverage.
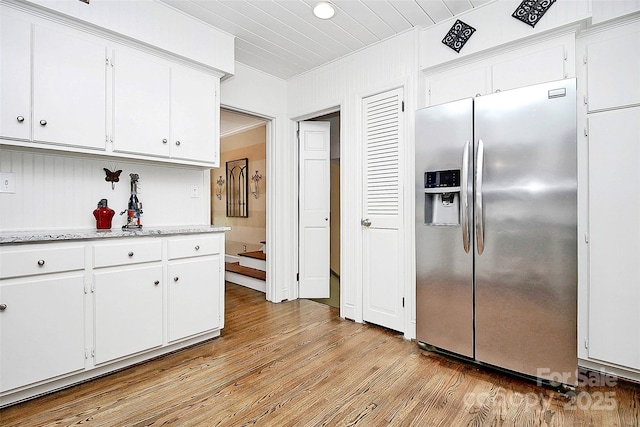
[0,172,16,193]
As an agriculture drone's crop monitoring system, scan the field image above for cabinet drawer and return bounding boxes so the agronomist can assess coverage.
[167,234,221,260]
[0,244,85,279]
[93,239,162,268]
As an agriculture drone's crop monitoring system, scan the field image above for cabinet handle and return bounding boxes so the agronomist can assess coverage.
[175,140,181,146]
[154,280,160,286]
[495,89,501,93]
[17,116,25,123]
[128,251,134,257]
[162,138,168,144]
[174,277,179,282]
[195,245,200,251]
[0,304,7,311]
[37,259,45,266]
[475,93,482,97]
[39,119,47,126]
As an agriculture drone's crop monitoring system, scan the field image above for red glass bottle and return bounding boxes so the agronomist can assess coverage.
[93,199,115,230]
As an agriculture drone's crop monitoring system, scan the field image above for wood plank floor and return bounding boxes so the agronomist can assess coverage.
[1,283,638,426]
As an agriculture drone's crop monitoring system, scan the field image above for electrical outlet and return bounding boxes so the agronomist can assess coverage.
[243,245,247,252]
[190,185,199,198]
[0,172,16,193]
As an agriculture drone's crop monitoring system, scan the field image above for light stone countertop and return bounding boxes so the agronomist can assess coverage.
[0,225,230,245]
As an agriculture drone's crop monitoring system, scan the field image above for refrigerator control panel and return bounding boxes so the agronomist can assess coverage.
[425,169,460,188]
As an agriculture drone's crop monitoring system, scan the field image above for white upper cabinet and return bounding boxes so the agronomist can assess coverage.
[586,23,640,112]
[170,64,218,163]
[113,47,219,165]
[0,7,106,151]
[426,36,571,106]
[492,45,566,93]
[0,5,222,168]
[429,67,488,107]
[32,25,107,149]
[113,47,171,158]
[0,12,31,141]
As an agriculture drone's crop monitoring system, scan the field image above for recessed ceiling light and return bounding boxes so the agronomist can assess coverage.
[313,1,335,20]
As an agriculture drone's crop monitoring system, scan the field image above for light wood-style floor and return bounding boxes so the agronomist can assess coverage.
[2,283,638,426]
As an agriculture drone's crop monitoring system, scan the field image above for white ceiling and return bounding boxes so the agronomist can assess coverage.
[161,0,493,80]
[220,109,267,137]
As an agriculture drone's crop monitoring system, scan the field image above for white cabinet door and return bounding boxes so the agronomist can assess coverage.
[588,107,640,370]
[0,274,85,392]
[428,66,487,106]
[94,264,163,364]
[170,64,218,163]
[0,10,31,140]
[32,25,106,149]
[587,26,640,112]
[167,256,220,342]
[113,47,170,158]
[492,45,566,92]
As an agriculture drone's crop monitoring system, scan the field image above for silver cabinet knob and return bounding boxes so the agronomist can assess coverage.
[128,251,134,257]
[39,119,47,126]
[475,93,482,97]
[17,116,25,123]
[173,277,179,282]
[361,218,371,227]
[195,245,200,251]
[175,140,181,146]
[37,259,45,266]
[154,280,160,286]
[0,304,7,311]
[495,89,501,93]
[162,138,168,144]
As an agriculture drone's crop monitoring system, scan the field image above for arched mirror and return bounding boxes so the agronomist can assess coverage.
[226,158,248,217]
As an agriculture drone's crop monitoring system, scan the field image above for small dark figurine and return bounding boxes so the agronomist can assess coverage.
[104,168,122,190]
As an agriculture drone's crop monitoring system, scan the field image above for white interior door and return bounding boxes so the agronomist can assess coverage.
[362,88,405,332]
[298,121,331,298]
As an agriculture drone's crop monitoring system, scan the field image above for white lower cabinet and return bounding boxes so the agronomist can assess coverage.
[0,274,85,392]
[0,231,226,407]
[168,256,221,342]
[93,265,163,364]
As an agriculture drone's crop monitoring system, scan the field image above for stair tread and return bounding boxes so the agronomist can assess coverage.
[226,262,266,281]
[238,250,266,261]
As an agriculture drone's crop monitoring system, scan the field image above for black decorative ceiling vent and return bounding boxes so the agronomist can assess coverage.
[512,0,556,27]
[442,19,476,53]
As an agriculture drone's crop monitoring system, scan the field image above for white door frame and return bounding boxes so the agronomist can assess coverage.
[220,105,277,302]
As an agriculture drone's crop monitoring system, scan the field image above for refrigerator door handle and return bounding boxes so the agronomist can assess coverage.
[475,139,485,255]
[461,140,471,253]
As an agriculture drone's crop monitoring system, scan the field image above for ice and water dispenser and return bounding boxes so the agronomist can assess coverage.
[423,169,461,226]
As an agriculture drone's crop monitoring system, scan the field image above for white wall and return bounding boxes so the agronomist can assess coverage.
[0,148,209,230]
[220,63,289,303]
[288,29,419,336]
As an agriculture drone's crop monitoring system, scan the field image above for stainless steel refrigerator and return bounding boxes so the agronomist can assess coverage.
[415,79,577,386]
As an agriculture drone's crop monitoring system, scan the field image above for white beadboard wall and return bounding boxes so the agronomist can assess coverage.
[0,149,210,231]
[287,29,419,337]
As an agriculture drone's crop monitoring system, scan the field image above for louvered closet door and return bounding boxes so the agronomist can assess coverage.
[362,88,405,332]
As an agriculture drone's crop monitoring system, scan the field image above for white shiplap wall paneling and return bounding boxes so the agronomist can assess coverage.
[0,149,209,230]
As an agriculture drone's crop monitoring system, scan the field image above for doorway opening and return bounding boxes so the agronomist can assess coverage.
[303,111,341,309]
[212,108,268,296]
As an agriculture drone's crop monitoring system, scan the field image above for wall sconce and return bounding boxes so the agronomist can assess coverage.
[251,170,262,199]
[215,175,225,200]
